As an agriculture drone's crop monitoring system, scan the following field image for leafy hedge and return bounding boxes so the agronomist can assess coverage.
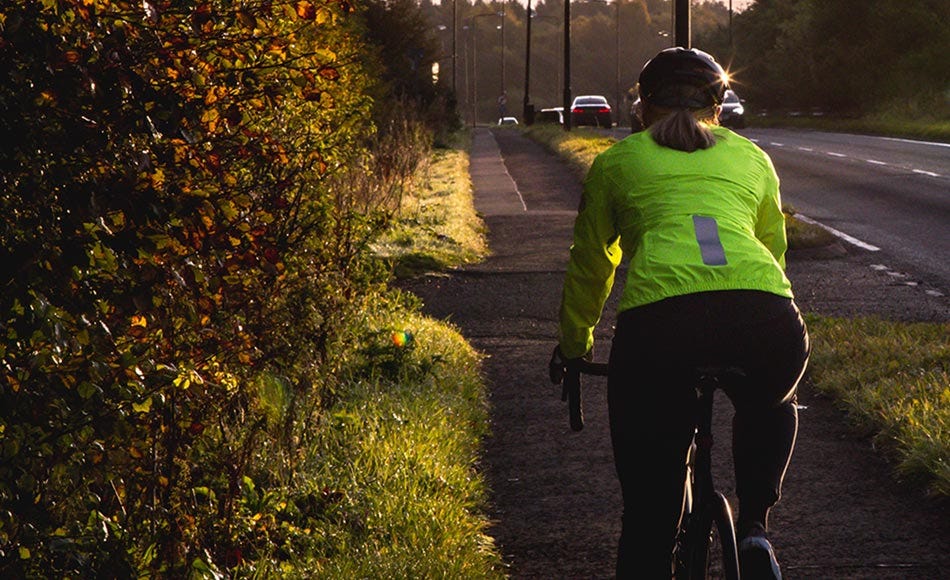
[0,1,427,575]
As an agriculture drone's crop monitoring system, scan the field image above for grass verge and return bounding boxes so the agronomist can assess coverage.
[749,114,950,144]
[805,316,950,498]
[373,134,490,278]
[298,309,505,578]
[276,140,504,577]
[523,124,949,499]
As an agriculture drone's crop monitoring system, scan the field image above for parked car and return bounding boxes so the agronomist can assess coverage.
[570,95,612,127]
[719,89,746,129]
[536,107,564,125]
[629,97,643,133]
[629,89,745,132]
[497,116,519,126]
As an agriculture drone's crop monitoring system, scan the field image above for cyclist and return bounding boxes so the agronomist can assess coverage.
[554,47,809,579]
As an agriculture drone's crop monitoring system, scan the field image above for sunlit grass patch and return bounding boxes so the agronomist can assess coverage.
[375,144,489,278]
[296,312,505,578]
[525,124,617,177]
[785,212,838,249]
[805,315,950,497]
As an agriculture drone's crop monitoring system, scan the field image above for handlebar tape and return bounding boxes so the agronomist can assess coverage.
[564,369,584,431]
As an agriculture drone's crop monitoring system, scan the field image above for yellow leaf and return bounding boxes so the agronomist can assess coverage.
[132,398,153,413]
[19,546,30,559]
[131,315,147,328]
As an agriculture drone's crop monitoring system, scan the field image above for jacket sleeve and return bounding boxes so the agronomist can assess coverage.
[754,154,788,270]
[558,158,622,359]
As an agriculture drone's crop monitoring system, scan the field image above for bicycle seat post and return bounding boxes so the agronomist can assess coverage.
[692,373,718,503]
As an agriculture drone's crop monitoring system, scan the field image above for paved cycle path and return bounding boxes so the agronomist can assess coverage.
[406,127,948,578]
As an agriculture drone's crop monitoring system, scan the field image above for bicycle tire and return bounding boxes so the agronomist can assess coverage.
[676,496,739,580]
[711,491,740,580]
[686,504,714,579]
[563,368,584,431]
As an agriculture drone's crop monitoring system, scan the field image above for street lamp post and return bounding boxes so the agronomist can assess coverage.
[470,11,504,127]
[729,0,734,53]
[675,0,690,48]
[452,0,458,95]
[563,0,571,130]
[501,1,506,100]
[563,0,620,130]
[525,12,561,114]
[584,0,620,125]
[523,0,532,123]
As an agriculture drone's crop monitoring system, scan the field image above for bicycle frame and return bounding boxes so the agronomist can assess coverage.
[549,351,740,579]
[674,376,740,580]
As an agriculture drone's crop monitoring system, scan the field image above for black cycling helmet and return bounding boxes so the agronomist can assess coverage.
[637,47,729,109]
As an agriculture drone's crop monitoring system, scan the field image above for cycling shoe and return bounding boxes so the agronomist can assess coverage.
[738,525,782,580]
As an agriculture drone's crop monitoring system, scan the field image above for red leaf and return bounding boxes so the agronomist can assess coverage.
[296,1,316,20]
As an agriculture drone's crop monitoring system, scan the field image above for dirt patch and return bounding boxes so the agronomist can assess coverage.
[403,128,949,578]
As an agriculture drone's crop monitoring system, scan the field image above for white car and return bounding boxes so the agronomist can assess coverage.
[570,95,612,127]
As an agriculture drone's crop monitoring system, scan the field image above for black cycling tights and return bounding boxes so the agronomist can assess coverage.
[607,290,810,578]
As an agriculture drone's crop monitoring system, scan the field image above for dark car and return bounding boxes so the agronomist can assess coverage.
[719,89,746,129]
[536,107,564,125]
[629,97,643,133]
[630,90,745,132]
[570,95,612,128]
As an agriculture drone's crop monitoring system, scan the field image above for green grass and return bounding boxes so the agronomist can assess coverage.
[373,138,489,278]
[805,316,950,498]
[296,312,505,578]
[265,139,504,577]
[298,125,945,577]
[749,114,950,144]
[523,125,950,499]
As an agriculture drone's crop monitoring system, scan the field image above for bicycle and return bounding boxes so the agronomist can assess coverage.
[548,349,741,579]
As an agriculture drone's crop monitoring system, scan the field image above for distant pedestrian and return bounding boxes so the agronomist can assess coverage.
[498,92,508,118]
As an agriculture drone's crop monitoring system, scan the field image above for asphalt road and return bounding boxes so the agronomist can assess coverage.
[743,128,950,293]
[406,127,949,578]
[609,126,950,295]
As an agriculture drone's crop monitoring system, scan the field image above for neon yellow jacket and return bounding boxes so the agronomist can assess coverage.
[558,127,794,359]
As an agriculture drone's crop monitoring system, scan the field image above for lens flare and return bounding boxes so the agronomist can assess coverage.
[391,330,413,348]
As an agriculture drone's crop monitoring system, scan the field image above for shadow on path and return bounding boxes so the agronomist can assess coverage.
[406,127,949,579]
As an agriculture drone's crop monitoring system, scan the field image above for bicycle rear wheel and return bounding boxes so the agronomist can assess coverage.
[674,495,739,580]
[711,491,740,580]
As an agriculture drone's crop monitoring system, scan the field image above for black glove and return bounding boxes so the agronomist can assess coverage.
[549,345,567,384]
[548,345,592,384]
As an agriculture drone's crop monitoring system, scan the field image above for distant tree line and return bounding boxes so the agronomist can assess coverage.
[416,0,949,123]
[699,0,950,117]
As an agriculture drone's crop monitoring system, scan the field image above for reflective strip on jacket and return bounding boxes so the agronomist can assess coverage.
[558,126,794,360]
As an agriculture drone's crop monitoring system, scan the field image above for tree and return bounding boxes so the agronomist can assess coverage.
[0,0,383,574]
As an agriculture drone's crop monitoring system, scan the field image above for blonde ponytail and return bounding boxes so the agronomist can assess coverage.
[648,107,718,152]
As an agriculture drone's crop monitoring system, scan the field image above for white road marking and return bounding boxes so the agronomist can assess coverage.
[500,155,528,211]
[879,136,950,149]
[795,214,881,251]
[826,151,847,158]
[865,159,887,165]
[912,169,941,178]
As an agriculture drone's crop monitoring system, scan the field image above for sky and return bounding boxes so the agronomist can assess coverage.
[713,0,753,10]
[452,0,756,8]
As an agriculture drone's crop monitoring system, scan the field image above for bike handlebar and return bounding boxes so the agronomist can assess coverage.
[548,347,609,431]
